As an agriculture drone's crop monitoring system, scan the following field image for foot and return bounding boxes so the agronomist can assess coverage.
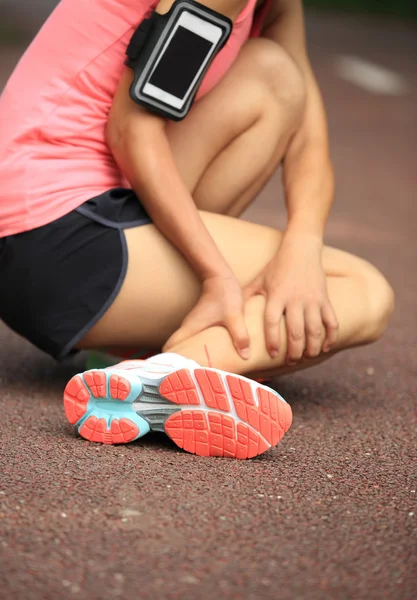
[63,353,292,459]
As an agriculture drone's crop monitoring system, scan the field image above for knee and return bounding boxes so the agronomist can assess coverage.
[246,38,306,122]
[359,262,395,343]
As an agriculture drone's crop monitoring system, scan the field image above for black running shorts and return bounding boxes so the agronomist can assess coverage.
[0,188,151,360]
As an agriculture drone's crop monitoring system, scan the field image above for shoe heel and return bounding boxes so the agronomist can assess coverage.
[63,369,150,445]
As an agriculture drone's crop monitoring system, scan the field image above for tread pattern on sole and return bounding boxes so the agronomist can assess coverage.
[64,370,133,426]
[64,365,291,458]
[161,368,292,459]
[109,374,131,401]
[64,375,90,425]
[64,370,142,444]
[159,369,200,405]
[165,411,270,459]
[79,416,139,444]
[83,371,107,398]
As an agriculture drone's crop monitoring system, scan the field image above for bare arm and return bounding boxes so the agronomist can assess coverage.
[107,0,245,280]
[106,0,250,356]
[243,1,339,362]
[262,0,334,239]
[107,70,233,281]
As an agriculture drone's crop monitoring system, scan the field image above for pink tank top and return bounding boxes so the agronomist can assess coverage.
[0,0,271,236]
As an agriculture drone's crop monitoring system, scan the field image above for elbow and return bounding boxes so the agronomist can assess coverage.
[105,113,124,156]
[105,113,136,156]
[105,110,169,191]
[105,115,145,174]
[105,109,165,160]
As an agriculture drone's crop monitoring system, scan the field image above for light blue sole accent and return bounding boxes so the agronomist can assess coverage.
[75,370,151,441]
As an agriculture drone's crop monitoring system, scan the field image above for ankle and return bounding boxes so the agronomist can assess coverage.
[166,342,242,374]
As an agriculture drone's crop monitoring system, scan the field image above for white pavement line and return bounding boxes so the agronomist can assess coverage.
[334,55,409,96]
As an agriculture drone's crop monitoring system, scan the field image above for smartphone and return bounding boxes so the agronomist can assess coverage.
[130,2,231,120]
[142,12,223,110]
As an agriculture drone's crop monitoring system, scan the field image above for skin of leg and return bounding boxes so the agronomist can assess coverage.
[77,39,394,375]
[165,38,306,217]
[78,212,395,377]
[79,38,306,355]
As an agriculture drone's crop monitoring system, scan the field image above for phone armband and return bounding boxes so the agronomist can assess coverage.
[125,0,232,120]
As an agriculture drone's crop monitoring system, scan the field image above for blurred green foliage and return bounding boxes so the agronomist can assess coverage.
[304,0,417,18]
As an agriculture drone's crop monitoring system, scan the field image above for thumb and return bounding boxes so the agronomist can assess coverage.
[226,312,251,360]
[163,318,202,351]
[243,277,263,301]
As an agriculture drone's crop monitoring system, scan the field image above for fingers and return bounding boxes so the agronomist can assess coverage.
[163,324,195,351]
[321,301,339,352]
[304,304,324,358]
[286,301,338,362]
[163,312,204,351]
[264,297,284,358]
[165,308,250,361]
[243,277,263,302]
[225,312,250,359]
[285,303,305,365]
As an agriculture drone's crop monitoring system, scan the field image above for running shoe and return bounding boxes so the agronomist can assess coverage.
[63,353,292,459]
[85,348,155,370]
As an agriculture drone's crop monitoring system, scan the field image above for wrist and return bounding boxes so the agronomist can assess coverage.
[282,223,324,246]
[277,228,324,264]
[202,269,235,284]
[197,257,234,281]
[283,166,334,241]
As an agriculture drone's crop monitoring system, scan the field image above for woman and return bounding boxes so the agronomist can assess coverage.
[0,0,394,458]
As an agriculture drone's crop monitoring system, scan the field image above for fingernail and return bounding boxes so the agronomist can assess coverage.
[241,348,250,360]
[270,349,278,358]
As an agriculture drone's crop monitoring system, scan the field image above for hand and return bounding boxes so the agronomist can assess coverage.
[163,274,250,359]
[244,233,339,364]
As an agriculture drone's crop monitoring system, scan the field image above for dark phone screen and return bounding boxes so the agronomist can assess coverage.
[149,26,214,99]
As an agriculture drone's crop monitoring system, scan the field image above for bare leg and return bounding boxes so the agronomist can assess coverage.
[166,38,306,216]
[78,212,394,377]
[78,40,394,375]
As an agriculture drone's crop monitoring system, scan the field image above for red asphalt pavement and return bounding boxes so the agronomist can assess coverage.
[1,10,416,600]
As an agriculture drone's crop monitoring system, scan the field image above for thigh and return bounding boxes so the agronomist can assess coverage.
[165,38,305,209]
[78,213,279,349]
[78,213,374,350]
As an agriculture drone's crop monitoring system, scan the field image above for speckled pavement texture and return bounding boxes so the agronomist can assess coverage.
[0,10,416,600]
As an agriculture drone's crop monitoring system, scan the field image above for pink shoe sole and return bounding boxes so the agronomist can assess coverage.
[64,365,292,459]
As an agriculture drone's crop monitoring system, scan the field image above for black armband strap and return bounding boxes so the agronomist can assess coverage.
[125,0,232,121]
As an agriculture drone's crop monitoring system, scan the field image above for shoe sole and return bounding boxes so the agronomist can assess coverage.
[64,365,292,459]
